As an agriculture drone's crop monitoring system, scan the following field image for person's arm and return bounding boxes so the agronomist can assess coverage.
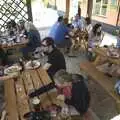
[29,83,56,98]
[100,31,105,42]
[0,74,18,80]
[43,63,52,70]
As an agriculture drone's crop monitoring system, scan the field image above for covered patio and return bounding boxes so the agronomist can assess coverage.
[0,0,120,120]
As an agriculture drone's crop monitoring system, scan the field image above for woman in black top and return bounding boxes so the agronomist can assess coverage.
[54,70,93,120]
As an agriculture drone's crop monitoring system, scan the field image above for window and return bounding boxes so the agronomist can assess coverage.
[111,0,117,5]
[110,0,117,10]
[93,0,108,16]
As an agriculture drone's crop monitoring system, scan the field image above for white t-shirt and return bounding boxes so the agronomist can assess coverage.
[88,31,103,48]
[72,18,85,30]
[85,24,92,34]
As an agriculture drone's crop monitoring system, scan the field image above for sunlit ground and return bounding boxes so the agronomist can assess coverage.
[100,33,117,47]
[31,0,117,47]
[32,0,58,28]
[110,114,120,120]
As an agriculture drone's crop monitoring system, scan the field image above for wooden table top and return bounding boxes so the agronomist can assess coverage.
[93,48,120,65]
[4,68,57,120]
[0,38,28,50]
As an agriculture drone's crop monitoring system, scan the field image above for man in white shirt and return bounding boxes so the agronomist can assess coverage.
[72,14,85,31]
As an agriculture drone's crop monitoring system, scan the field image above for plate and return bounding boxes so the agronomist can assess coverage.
[25,60,40,70]
[4,65,21,75]
[107,51,120,58]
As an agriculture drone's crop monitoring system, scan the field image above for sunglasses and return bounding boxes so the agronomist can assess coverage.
[41,44,48,47]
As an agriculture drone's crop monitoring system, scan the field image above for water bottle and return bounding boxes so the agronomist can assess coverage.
[19,58,24,71]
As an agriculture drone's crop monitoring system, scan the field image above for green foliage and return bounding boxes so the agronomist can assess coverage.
[111,29,118,36]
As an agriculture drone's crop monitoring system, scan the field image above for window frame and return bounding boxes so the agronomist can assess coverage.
[94,0,108,17]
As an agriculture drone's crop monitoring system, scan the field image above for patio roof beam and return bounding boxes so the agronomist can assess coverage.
[66,0,70,18]
[87,0,93,18]
[116,0,120,26]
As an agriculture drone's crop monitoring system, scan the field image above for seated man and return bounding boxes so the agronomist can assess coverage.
[49,16,72,52]
[28,37,66,98]
[41,37,66,80]
[18,20,41,59]
[72,14,85,31]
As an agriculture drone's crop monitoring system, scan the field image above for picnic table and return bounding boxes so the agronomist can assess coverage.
[4,67,57,120]
[0,38,28,51]
[0,37,29,60]
[70,29,88,52]
[93,47,120,65]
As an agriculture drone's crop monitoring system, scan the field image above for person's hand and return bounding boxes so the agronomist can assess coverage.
[56,94,65,101]
[42,63,51,70]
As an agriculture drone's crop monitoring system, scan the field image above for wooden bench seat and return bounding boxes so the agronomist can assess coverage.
[4,79,19,120]
[80,61,120,106]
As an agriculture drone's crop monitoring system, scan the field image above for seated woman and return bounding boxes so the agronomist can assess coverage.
[54,70,93,120]
[88,23,104,48]
[87,23,104,61]
[18,20,41,59]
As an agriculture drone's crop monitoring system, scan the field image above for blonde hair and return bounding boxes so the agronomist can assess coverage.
[54,70,72,84]
[24,21,37,32]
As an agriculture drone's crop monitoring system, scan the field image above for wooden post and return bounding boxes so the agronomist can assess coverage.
[87,0,93,18]
[78,4,81,17]
[116,0,120,26]
[26,0,33,22]
[66,0,70,18]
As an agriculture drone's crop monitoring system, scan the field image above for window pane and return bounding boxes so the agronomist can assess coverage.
[111,0,117,5]
[96,0,101,3]
[103,0,108,4]
[101,5,107,16]
[95,4,101,15]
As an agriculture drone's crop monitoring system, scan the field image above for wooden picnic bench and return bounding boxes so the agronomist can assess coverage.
[93,48,120,65]
[80,61,120,112]
[4,68,57,120]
